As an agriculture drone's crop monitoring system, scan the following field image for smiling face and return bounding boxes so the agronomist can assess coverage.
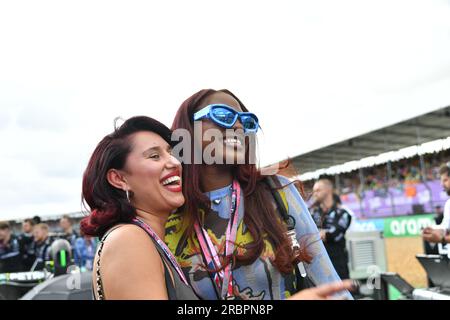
[117,131,185,215]
[195,92,248,165]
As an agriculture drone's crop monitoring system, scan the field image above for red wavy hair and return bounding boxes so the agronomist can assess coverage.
[80,116,173,237]
[171,89,312,274]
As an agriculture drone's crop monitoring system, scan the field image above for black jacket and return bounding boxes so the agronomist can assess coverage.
[311,203,352,252]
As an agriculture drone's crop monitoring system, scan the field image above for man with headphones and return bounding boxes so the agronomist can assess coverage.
[422,163,450,246]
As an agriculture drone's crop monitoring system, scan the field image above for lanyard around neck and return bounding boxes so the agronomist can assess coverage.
[132,217,189,286]
[194,180,241,299]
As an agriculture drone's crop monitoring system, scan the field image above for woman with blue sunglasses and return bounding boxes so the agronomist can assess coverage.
[192,103,260,133]
[166,89,354,300]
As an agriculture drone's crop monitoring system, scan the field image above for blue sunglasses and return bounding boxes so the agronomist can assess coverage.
[193,104,259,133]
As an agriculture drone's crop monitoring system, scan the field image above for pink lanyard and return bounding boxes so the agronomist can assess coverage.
[194,180,241,299]
[132,217,189,286]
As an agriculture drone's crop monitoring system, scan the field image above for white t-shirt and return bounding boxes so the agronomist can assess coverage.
[438,198,450,256]
[439,198,450,230]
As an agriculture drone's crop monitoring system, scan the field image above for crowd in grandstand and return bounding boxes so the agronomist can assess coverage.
[0,215,96,274]
[332,150,450,195]
[301,150,449,215]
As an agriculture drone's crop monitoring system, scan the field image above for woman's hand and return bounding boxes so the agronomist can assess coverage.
[288,280,355,300]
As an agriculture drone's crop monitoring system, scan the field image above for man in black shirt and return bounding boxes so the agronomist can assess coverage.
[59,215,78,246]
[311,179,352,280]
[32,223,52,270]
[18,218,36,270]
[0,221,24,273]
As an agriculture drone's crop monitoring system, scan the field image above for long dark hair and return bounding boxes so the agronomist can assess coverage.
[81,116,173,238]
[171,89,311,275]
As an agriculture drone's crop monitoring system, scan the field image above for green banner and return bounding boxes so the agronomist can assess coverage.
[383,214,435,238]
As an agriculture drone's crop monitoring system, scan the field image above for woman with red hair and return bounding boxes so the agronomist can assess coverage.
[81,116,198,300]
[166,89,354,300]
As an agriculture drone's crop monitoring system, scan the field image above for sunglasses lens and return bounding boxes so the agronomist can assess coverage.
[212,107,236,125]
[241,116,258,131]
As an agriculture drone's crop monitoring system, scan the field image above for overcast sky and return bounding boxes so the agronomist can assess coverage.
[1,0,450,221]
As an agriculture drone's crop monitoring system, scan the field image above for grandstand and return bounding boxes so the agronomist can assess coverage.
[284,105,450,292]
[290,105,450,219]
